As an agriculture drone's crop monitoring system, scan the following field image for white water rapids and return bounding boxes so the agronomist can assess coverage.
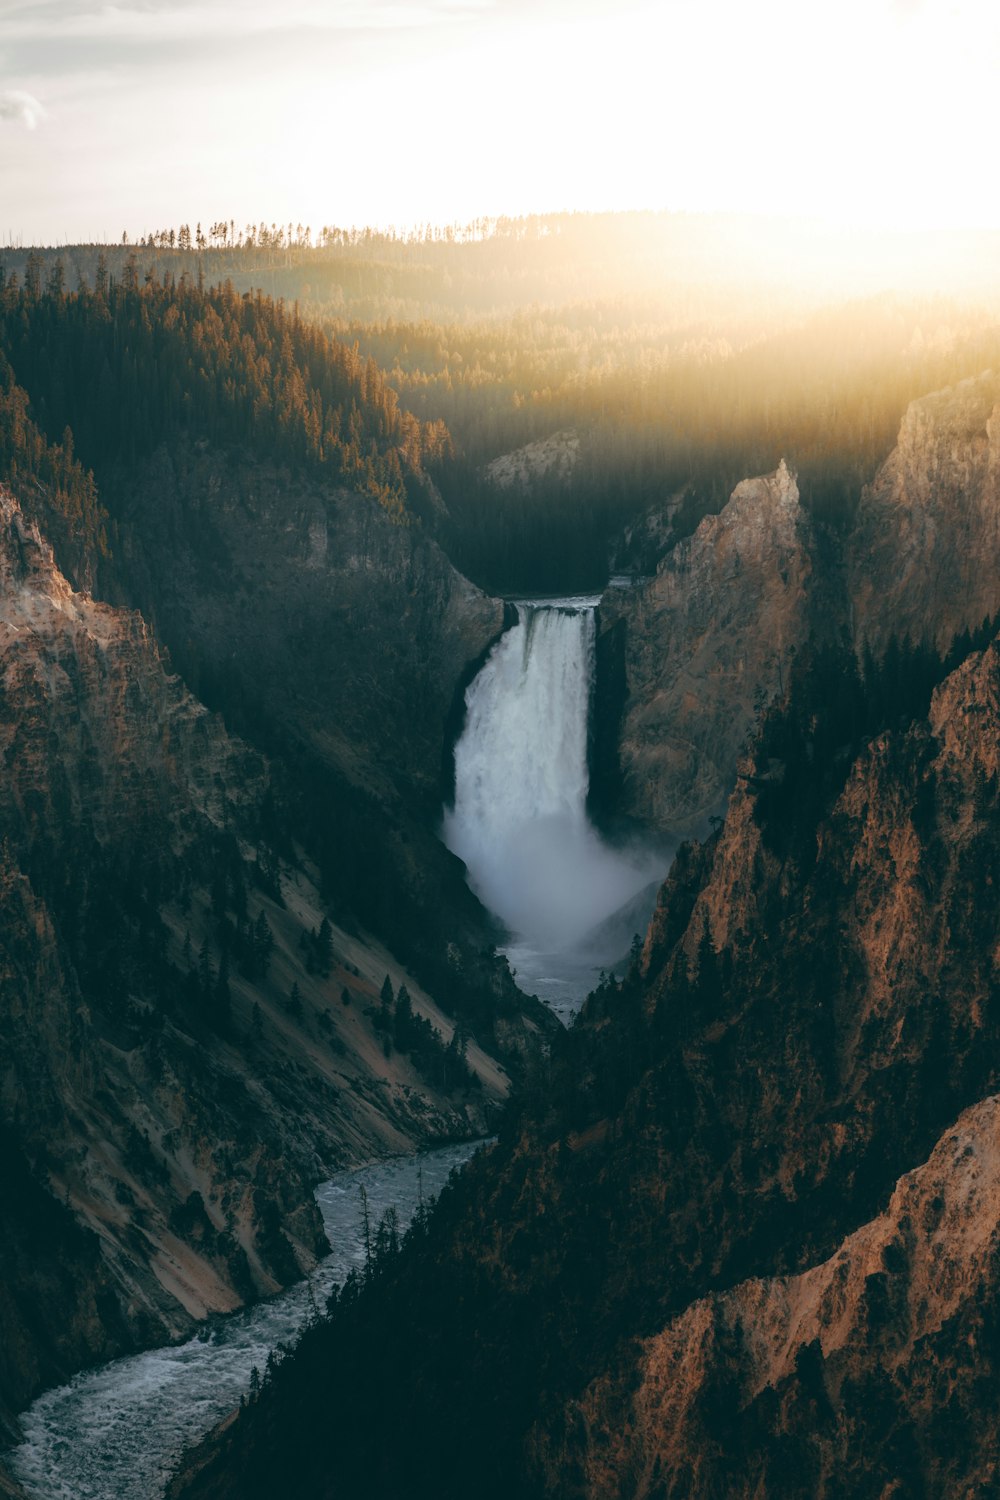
[444,598,666,1019]
[6,1142,481,1500]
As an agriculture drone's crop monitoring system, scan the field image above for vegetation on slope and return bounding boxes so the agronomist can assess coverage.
[9,217,1000,594]
[169,626,1000,1499]
[0,268,449,545]
[12,216,1000,595]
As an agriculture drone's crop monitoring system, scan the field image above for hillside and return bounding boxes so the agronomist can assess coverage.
[0,478,518,1435]
[0,297,554,1448]
[168,621,1000,1499]
[0,276,550,1053]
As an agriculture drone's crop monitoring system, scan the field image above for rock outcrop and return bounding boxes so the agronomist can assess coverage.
[0,486,510,1436]
[600,373,1000,837]
[850,370,1000,653]
[555,1093,1000,1498]
[598,461,815,834]
[483,430,580,491]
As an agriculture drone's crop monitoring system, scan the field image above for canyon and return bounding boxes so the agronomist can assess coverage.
[4,283,1000,1500]
[0,464,551,1448]
[598,373,1000,836]
[166,369,1000,1498]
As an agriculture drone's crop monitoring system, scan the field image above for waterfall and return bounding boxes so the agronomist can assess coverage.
[444,600,665,1007]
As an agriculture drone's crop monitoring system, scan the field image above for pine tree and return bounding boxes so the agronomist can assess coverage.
[317,916,334,976]
[394,983,413,1048]
[215,950,231,1029]
[197,939,214,999]
[379,974,394,1024]
[253,911,274,977]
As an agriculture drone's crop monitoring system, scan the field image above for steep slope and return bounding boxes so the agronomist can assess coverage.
[596,461,817,833]
[0,279,540,1049]
[551,1092,1000,1498]
[103,440,544,1053]
[169,633,1000,1500]
[850,370,1000,653]
[598,371,1000,838]
[0,485,508,1436]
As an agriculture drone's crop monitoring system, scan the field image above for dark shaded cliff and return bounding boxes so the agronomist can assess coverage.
[99,440,533,1049]
[0,485,517,1440]
[0,276,543,1053]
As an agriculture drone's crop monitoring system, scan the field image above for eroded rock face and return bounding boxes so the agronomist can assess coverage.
[164,630,1000,1500]
[601,373,1000,837]
[599,461,814,834]
[0,489,263,842]
[98,445,548,1046]
[557,1093,1000,1499]
[0,487,509,1432]
[527,640,1000,1496]
[483,430,580,492]
[850,371,1000,654]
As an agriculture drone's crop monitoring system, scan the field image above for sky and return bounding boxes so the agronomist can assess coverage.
[0,0,998,244]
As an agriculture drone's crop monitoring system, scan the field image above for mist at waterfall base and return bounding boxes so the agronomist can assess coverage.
[444,600,669,1020]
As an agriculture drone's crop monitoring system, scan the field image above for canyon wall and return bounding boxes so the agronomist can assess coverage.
[0,486,514,1433]
[601,373,1000,836]
[597,460,815,834]
[102,443,542,1048]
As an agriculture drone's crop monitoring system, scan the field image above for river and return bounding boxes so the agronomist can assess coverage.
[7,1140,483,1500]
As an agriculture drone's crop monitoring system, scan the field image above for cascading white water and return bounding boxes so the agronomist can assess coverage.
[444,599,666,1016]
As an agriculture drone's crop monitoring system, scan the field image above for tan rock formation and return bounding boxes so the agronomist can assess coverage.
[600,460,813,834]
[483,430,580,491]
[565,1093,1000,1498]
[850,371,1000,654]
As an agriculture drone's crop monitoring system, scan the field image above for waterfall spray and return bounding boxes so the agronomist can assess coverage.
[444,601,664,969]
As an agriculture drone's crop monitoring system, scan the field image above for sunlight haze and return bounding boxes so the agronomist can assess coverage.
[0,0,997,243]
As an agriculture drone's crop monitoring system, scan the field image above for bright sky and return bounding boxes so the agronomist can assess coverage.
[0,0,997,244]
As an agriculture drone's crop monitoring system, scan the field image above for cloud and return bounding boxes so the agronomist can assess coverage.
[0,88,45,127]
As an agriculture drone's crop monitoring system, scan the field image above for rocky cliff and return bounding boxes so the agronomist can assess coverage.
[850,370,1000,654]
[101,443,544,1049]
[600,372,1000,837]
[0,485,511,1438]
[553,1091,1000,1498]
[597,460,816,834]
[168,630,1000,1499]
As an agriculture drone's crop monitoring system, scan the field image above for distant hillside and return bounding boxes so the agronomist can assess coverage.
[8,221,1000,595]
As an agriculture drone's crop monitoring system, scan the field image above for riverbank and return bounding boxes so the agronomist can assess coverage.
[5,1142,485,1500]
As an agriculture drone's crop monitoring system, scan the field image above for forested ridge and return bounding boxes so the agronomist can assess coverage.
[0,265,450,561]
[0,263,544,1096]
[8,215,1000,593]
